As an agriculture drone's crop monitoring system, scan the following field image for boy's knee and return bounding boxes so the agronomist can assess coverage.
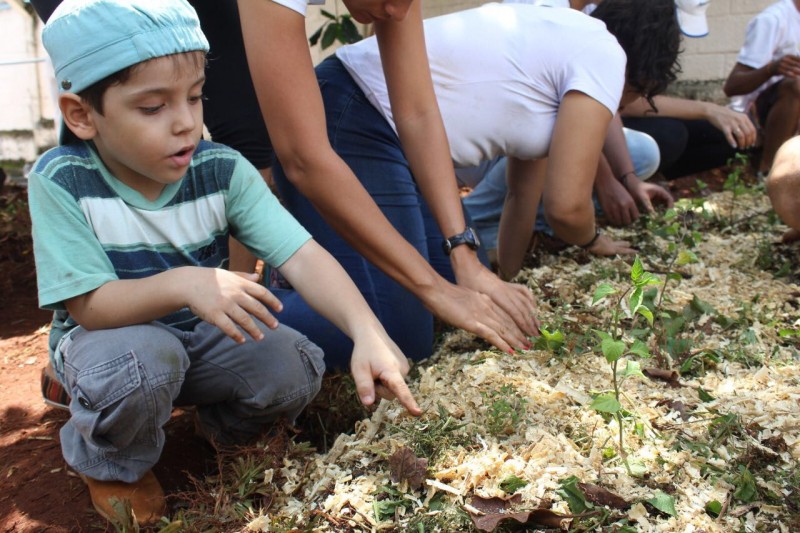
[767,137,800,232]
[777,78,800,103]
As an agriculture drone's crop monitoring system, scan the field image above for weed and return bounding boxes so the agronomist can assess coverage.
[391,404,473,462]
[482,384,528,437]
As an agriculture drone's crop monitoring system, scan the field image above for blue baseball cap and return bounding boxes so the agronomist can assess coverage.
[42,0,210,144]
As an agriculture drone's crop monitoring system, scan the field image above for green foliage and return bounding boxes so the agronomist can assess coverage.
[499,475,529,494]
[482,385,527,437]
[309,10,363,50]
[391,404,472,461]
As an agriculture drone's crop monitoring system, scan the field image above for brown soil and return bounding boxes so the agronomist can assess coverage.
[0,169,731,531]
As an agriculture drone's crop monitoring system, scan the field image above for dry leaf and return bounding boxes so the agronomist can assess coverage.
[388,447,428,490]
[577,482,630,510]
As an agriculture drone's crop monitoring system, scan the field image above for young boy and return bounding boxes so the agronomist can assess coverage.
[31,0,421,525]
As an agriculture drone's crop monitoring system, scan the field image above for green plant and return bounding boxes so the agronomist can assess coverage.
[482,384,527,437]
[590,257,660,473]
[309,9,363,50]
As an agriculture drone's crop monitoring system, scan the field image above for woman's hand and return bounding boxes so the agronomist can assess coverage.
[453,258,540,338]
[586,233,636,256]
[422,277,535,354]
[625,178,674,214]
[704,103,757,149]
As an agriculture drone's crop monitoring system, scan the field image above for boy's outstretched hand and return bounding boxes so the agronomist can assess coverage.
[349,329,422,416]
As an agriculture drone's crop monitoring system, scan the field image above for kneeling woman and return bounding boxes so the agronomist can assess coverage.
[273,0,680,365]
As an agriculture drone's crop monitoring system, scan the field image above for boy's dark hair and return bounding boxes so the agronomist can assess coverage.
[77,51,207,115]
[591,0,682,111]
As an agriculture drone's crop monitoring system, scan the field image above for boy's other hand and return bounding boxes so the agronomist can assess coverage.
[349,330,422,416]
[185,268,283,344]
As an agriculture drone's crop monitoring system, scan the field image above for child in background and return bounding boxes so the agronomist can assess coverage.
[30,0,420,525]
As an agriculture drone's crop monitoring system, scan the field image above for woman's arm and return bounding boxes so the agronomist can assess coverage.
[543,93,635,257]
[374,3,539,336]
[621,95,756,148]
[496,157,548,280]
[236,0,534,351]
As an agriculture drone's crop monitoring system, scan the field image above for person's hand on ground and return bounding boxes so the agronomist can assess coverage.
[349,329,422,415]
[705,103,757,149]
[455,262,541,338]
[585,233,636,256]
[626,178,674,214]
[596,176,640,226]
[423,279,534,354]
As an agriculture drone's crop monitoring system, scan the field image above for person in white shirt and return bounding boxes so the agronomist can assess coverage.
[724,0,800,176]
[271,0,682,286]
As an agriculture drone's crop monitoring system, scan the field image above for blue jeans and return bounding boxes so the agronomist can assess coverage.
[56,321,323,482]
[461,128,660,250]
[271,57,484,369]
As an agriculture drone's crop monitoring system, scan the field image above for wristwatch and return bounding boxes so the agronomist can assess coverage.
[442,227,481,255]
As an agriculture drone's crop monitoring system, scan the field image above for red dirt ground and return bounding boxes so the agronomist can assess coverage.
[0,171,724,531]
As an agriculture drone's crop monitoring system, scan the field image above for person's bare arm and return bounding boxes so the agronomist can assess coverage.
[66,268,281,345]
[496,157,547,280]
[236,0,532,352]
[375,4,539,336]
[279,241,421,415]
[622,94,756,148]
[544,93,635,259]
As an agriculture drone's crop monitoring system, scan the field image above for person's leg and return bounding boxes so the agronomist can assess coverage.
[271,57,435,366]
[176,321,324,446]
[622,128,660,180]
[58,324,188,483]
[759,79,800,174]
[622,117,689,176]
[462,157,507,251]
[661,119,738,180]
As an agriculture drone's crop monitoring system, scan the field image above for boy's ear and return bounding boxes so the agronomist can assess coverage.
[59,93,97,140]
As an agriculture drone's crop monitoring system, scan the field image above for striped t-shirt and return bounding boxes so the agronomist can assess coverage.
[28,140,310,355]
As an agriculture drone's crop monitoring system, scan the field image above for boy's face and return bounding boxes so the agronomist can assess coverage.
[89,54,205,199]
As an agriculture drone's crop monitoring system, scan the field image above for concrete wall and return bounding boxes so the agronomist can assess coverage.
[0,1,56,163]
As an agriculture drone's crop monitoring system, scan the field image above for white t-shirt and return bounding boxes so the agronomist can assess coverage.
[336,3,624,167]
[729,0,800,112]
[272,0,325,16]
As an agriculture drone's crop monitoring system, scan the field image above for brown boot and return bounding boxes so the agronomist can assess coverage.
[80,470,166,526]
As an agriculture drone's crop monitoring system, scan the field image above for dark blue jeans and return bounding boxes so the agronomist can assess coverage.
[272,57,481,369]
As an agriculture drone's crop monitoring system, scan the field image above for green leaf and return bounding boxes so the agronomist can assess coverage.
[321,23,338,49]
[590,393,621,414]
[698,387,715,402]
[339,16,362,44]
[621,360,644,379]
[705,500,722,517]
[628,459,648,478]
[499,475,529,494]
[629,339,651,358]
[631,256,644,282]
[592,283,617,305]
[601,338,626,363]
[734,466,758,503]
[308,25,324,46]
[636,306,654,326]
[676,250,699,266]
[646,491,677,516]
[690,295,716,316]
[629,288,643,315]
[557,476,590,514]
[320,9,337,19]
